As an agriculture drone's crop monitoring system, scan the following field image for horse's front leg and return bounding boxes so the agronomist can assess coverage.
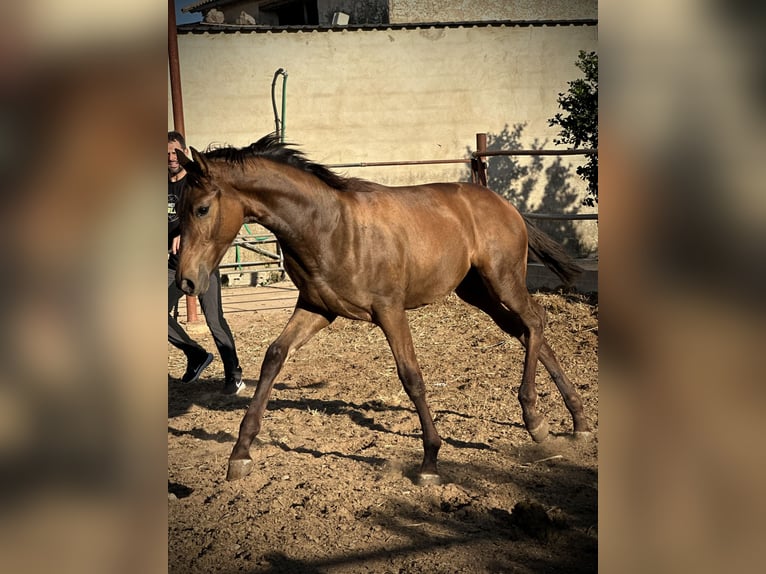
[227,302,335,481]
[376,307,443,485]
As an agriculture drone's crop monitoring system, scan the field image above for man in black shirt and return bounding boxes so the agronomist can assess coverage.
[168,131,244,395]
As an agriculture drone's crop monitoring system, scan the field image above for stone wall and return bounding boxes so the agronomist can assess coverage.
[317,0,388,25]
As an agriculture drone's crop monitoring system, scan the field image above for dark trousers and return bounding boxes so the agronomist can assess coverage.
[168,267,239,376]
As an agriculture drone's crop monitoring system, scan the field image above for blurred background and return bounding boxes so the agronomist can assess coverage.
[599,1,766,572]
[0,2,166,574]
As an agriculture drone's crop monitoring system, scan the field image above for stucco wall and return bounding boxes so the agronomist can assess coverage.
[389,0,597,23]
[170,23,597,253]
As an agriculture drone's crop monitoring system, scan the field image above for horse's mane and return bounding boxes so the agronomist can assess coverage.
[204,132,357,191]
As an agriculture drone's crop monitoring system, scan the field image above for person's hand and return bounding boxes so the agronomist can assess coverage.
[171,235,181,254]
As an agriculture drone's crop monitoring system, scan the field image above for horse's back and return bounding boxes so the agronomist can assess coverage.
[343,180,526,256]
[337,181,527,305]
[349,180,519,222]
[401,181,527,249]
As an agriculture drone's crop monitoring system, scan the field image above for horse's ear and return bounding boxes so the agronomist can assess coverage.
[190,147,210,176]
[176,148,191,167]
[176,147,208,177]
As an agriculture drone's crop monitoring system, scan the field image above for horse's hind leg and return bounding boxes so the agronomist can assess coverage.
[478,270,549,441]
[227,302,335,481]
[536,341,591,436]
[375,306,442,485]
[456,268,589,440]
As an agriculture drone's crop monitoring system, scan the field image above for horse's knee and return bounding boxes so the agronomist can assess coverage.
[264,341,288,366]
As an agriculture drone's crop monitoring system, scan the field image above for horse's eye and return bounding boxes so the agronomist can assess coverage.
[196,205,210,217]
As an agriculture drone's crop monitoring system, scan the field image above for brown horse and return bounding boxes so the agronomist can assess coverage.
[175,133,591,484]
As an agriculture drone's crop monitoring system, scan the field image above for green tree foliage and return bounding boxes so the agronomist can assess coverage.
[549,51,598,206]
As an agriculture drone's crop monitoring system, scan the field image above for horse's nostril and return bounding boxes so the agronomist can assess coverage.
[181,278,195,294]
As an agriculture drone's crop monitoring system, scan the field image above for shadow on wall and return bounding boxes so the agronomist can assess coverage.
[465,123,589,257]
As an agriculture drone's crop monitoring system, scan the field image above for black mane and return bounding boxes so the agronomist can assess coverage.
[203,132,352,191]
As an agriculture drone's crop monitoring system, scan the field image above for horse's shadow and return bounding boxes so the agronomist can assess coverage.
[167,425,235,443]
[232,455,596,573]
[267,439,386,468]
[168,376,591,500]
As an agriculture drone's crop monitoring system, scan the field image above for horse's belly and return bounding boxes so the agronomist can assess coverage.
[288,272,375,321]
[403,258,470,308]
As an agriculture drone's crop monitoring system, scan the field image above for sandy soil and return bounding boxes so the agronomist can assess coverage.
[168,289,598,573]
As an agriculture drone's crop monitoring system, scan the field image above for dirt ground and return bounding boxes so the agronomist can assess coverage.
[168,289,598,573]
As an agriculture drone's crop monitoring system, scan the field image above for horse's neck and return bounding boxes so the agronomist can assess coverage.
[236,163,337,245]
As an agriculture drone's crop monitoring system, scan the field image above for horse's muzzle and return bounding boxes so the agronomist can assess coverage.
[178,276,198,295]
[176,267,210,296]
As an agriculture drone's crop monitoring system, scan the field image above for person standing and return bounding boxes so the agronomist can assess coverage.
[168,131,244,395]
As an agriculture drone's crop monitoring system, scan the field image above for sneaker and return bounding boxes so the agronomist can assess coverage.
[223,370,245,395]
[181,352,214,383]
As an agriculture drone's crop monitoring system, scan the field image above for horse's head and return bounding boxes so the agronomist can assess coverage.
[174,148,244,295]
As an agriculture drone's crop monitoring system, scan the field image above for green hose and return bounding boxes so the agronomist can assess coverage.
[280,72,287,142]
[271,68,288,142]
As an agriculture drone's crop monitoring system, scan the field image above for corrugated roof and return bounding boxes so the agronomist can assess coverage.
[177,18,597,34]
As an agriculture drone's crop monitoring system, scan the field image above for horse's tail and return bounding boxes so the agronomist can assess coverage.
[523,215,583,286]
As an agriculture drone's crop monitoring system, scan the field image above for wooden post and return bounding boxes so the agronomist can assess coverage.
[474,133,488,187]
[168,0,198,323]
[168,0,185,134]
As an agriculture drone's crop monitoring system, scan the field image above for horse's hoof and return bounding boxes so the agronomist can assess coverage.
[573,430,593,441]
[417,473,442,486]
[226,458,253,481]
[528,420,550,443]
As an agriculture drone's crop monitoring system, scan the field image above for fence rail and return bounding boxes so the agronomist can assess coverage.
[219,233,284,281]
[328,159,471,169]
[472,148,597,158]
[521,212,597,221]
